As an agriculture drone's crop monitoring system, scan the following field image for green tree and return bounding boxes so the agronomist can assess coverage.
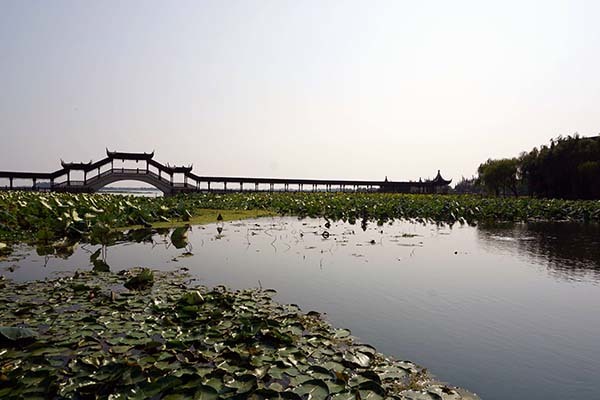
[477,158,520,196]
[453,176,482,194]
[523,135,600,199]
[483,134,600,199]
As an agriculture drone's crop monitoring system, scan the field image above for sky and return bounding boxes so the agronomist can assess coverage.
[1,0,599,183]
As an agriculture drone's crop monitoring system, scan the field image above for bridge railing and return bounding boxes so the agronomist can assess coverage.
[52,168,196,189]
[145,170,174,185]
[82,168,173,185]
[85,169,114,182]
[54,180,85,187]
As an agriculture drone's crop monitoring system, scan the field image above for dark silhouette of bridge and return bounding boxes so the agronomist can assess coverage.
[0,149,451,195]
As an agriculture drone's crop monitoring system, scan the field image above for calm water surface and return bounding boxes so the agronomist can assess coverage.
[2,217,600,400]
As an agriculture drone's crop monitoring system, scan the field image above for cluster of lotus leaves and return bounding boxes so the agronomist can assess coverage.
[2,191,600,256]
[0,269,478,399]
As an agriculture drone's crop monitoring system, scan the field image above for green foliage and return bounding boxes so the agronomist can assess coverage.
[0,326,37,343]
[483,134,600,199]
[0,191,194,247]
[2,191,600,256]
[477,158,520,196]
[0,270,470,399]
[124,268,154,290]
[170,225,190,249]
[452,177,482,195]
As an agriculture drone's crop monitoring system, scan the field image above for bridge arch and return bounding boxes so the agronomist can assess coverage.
[86,172,174,195]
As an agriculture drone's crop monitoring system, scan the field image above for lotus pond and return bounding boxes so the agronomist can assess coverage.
[2,191,600,249]
[1,268,477,399]
[2,192,600,400]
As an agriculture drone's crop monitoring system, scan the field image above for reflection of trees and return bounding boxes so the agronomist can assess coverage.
[477,222,600,282]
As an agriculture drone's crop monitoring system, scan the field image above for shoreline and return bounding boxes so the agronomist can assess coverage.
[0,269,479,399]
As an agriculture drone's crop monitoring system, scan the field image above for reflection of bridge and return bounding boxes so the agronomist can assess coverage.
[0,150,451,195]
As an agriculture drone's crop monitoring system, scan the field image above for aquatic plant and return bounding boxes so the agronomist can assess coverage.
[0,269,474,399]
[1,191,599,256]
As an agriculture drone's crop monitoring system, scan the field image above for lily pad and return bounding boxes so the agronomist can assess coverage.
[124,268,154,290]
[0,326,37,343]
[171,226,190,249]
[292,379,330,399]
[343,351,371,368]
[193,385,219,400]
[180,290,204,305]
[0,269,476,400]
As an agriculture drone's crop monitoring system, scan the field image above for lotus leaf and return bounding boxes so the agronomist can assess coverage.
[181,290,204,305]
[343,350,371,368]
[3,191,600,254]
[171,226,190,249]
[330,393,357,400]
[0,326,37,342]
[124,268,154,290]
[401,390,443,400]
[0,268,476,400]
[292,378,330,399]
[194,385,219,400]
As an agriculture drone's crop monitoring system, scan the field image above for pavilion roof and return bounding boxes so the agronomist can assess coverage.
[106,149,154,160]
[163,164,193,173]
[432,170,452,185]
[60,160,93,170]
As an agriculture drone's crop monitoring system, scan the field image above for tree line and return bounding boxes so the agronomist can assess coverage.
[465,134,600,199]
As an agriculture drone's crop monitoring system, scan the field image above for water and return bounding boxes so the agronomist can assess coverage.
[98,187,162,197]
[2,217,600,400]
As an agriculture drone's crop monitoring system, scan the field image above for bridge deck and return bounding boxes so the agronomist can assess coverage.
[0,150,451,195]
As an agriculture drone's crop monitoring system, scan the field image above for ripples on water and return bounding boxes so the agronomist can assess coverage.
[2,218,600,400]
[478,222,600,283]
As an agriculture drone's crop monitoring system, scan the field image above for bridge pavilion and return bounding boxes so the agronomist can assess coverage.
[0,149,452,195]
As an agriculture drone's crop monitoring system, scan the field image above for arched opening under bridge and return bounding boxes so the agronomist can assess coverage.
[88,174,173,196]
[98,180,163,197]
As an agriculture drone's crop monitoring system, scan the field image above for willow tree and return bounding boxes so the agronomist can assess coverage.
[477,158,520,196]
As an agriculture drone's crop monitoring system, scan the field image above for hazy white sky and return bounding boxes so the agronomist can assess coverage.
[1,0,599,182]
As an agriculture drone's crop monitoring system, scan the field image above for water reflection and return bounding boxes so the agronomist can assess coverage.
[3,218,600,400]
[126,227,155,243]
[477,222,600,282]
